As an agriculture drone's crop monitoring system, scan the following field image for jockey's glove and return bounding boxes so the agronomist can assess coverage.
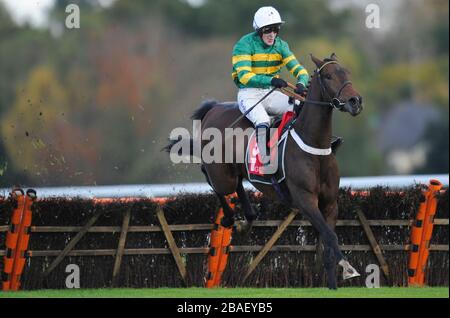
[271,77,288,89]
[295,83,308,97]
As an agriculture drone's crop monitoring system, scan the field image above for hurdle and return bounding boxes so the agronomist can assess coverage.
[408,179,443,286]
[2,189,36,291]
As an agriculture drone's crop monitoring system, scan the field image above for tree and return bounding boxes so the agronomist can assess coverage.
[417,115,449,174]
[110,0,351,39]
[1,66,69,184]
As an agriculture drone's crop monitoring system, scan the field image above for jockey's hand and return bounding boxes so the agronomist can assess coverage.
[295,83,307,97]
[271,77,288,89]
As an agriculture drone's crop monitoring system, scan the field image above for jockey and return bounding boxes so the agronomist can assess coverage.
[232,6,309,164]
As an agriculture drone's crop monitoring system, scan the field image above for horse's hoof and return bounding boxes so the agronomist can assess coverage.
[339,260,361,280]
[343,266,361,280]
[327,280,338,290]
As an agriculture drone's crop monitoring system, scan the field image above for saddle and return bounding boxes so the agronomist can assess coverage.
[245,111,344,186]
[246,111,296,185]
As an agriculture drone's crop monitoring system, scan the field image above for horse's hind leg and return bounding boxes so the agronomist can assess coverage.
[202,164,238,228]
[201,165,213,188]
[235,178,257,233]
[236,178,257,222]
[215,194,236,228]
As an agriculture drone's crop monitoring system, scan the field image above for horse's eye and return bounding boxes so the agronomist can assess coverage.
[325,74,332,80]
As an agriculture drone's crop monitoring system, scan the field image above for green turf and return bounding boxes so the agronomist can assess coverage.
[0,287,448,298]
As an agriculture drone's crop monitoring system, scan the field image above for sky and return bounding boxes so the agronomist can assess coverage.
[1,0,55,27]
[0,0,115,27]
[0,0,206,27]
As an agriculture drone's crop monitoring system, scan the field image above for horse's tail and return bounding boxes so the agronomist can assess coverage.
[163,100,217,155]
[191,99,218,121]
[162,137,194,154]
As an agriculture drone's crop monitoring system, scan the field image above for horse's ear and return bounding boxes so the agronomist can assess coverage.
[310,54,324,68]
[330,53,338,61]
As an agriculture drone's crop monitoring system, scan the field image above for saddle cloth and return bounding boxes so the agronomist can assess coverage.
[245,111,296,185]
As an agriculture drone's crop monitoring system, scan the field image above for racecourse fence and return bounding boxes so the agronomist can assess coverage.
[0,175,448,289]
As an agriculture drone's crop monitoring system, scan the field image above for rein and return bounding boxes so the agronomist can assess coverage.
[281,61,352,110]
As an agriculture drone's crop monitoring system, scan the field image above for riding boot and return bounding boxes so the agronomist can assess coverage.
[331,136,344,154]
[255,124,271,166]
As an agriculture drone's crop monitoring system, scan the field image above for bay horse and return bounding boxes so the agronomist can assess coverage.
[165,53,363,289]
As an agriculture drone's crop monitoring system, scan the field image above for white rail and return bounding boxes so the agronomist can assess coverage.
[0,174,447,199]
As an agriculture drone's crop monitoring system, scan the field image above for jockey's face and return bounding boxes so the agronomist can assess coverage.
[260,25,280,46]
[262,32,276,46]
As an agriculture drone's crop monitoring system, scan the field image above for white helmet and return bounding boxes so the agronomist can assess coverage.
[253,6,285,30]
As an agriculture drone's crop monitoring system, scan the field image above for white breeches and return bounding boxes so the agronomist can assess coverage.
[237,88,294,127]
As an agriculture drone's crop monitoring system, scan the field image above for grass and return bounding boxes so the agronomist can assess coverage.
[0,287,448,298]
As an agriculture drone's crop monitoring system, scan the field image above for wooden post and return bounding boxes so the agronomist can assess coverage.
[43,209,103,277]
[111,208,132,287]
[156,206,187,286]
[243,209,298,283]
[356,208,390,280]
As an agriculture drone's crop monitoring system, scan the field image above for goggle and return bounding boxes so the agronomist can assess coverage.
[261,25,280,34]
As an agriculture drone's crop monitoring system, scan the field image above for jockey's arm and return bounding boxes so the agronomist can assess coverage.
[281,43,309,87]
[232,42,273,88]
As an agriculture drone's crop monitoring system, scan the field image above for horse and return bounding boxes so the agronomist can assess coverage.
[165,53,363,289]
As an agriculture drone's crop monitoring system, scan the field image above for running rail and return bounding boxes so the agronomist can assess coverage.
[0,174,448,199]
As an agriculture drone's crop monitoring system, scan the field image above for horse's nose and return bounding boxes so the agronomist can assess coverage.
[349,96,360,107]
[348,96,363,115]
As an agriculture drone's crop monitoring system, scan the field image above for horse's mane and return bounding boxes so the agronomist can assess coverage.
[191,100,238,121]
[191,100,218,120]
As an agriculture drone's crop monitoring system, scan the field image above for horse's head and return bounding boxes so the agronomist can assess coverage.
[310,53,363,116]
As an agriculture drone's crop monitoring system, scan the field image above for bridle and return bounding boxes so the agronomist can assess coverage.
[304,61,352,110]
[286,60,353,156]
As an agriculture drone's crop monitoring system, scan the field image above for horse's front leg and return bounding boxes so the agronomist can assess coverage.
[291,193,343,289]
[292,192,359,288]
[202,164,239,228]
[321,202,339,289]
[322,201,361,285]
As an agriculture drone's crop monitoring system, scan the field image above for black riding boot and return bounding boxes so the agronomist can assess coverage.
[331,136,344,154]
[256,124,271,165]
